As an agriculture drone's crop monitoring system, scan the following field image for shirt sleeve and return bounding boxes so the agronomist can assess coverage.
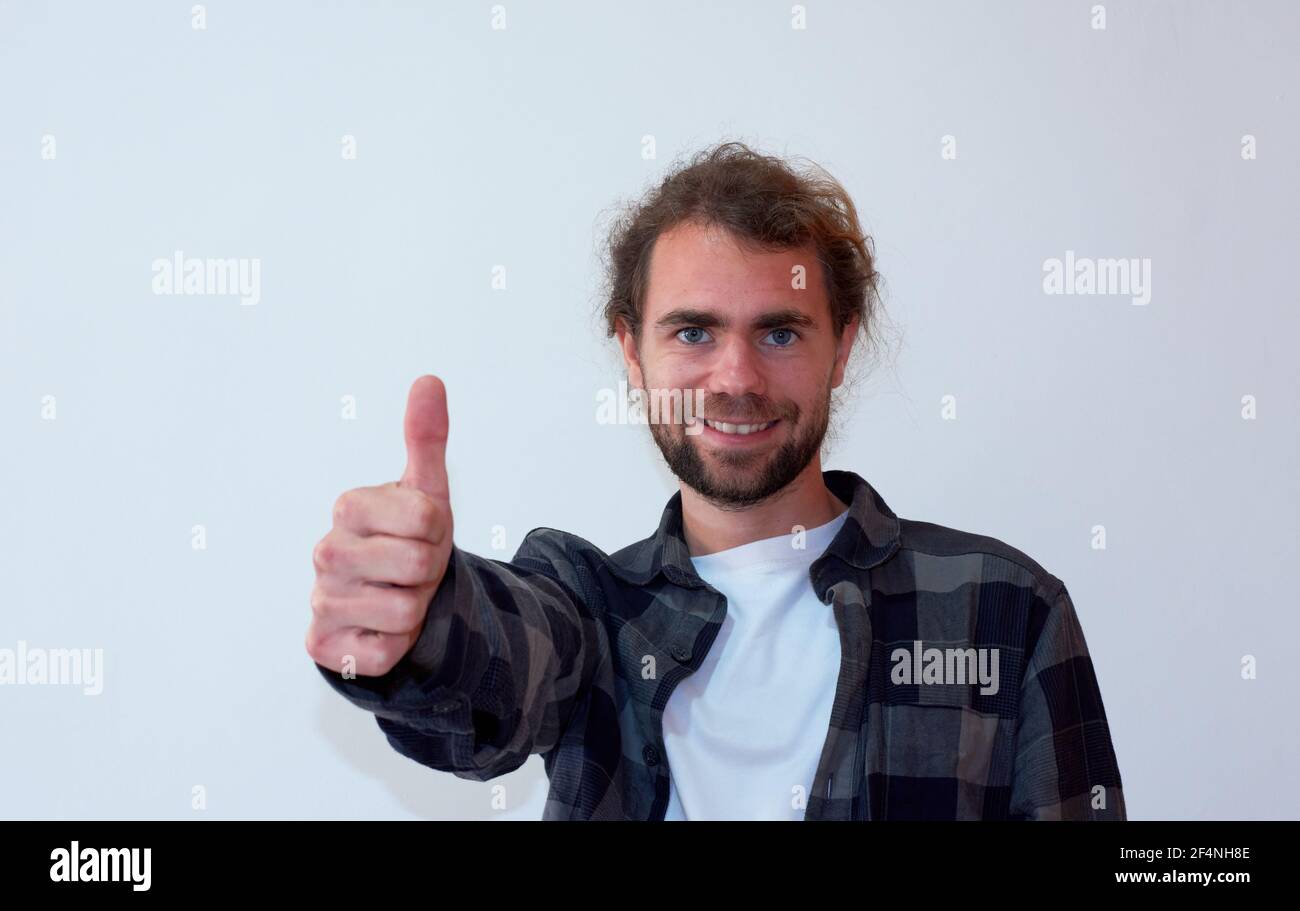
[314,528,606,782]
[1008,582,1127,820]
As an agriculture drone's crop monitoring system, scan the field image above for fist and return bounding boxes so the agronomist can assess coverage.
[306,375,454,677]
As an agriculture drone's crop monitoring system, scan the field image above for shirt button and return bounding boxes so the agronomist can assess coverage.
[642,745,660,766]
[671,643,692,663]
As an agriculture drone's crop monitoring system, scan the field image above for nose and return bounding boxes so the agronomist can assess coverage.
[707,335,766,400]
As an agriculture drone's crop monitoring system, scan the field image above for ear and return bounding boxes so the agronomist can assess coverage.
[615,317,646,389]
[830,312,860,389]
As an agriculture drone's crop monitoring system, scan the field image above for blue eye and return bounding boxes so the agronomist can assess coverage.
[676,327,711,345]
[675,326,800,347]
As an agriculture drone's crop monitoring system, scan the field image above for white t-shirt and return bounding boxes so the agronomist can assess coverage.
[662,507,850,820]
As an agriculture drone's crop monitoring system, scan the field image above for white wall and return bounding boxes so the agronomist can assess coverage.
[1,0,1296,819]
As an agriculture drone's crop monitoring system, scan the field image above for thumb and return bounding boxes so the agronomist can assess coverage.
[399,374,450,501]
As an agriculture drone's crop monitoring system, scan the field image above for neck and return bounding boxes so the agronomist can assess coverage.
[679,459,849,557]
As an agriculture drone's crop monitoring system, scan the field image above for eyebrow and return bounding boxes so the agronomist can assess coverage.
[653,307,817,332]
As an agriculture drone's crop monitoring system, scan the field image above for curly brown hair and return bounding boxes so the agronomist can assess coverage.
[598,140,884,365]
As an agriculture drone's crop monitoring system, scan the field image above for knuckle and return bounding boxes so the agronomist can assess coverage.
[309,588,330,619]
[304,626,325,662]
[412,495,438,538]
[332,492,353,527]
[312,538,334,572]
[408,542,435,579]
[393,590,426,630]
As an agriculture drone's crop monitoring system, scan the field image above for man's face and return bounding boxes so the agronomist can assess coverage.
[617,220,858,509]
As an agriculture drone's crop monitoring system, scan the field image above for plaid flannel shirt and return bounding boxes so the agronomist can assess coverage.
[317,468,1126,820]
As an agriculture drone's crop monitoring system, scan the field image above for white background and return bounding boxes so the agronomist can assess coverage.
[1,0,1296,819]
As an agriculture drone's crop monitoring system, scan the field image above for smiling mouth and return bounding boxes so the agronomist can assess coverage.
[702,418,778,436]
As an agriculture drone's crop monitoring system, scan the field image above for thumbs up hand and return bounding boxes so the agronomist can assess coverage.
[306,375,456,677]
[399,374,452,502]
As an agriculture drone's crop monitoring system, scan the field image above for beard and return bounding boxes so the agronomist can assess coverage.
[646,382,832,511]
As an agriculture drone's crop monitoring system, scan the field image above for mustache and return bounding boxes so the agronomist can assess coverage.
[698,396,789,424]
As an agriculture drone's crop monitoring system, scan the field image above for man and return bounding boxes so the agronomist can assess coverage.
[306,141,1126,821]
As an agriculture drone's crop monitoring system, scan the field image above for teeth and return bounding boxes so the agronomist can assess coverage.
[705,419,774,435]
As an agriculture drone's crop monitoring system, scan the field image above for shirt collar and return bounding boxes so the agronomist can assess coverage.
[607,469,901,588]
